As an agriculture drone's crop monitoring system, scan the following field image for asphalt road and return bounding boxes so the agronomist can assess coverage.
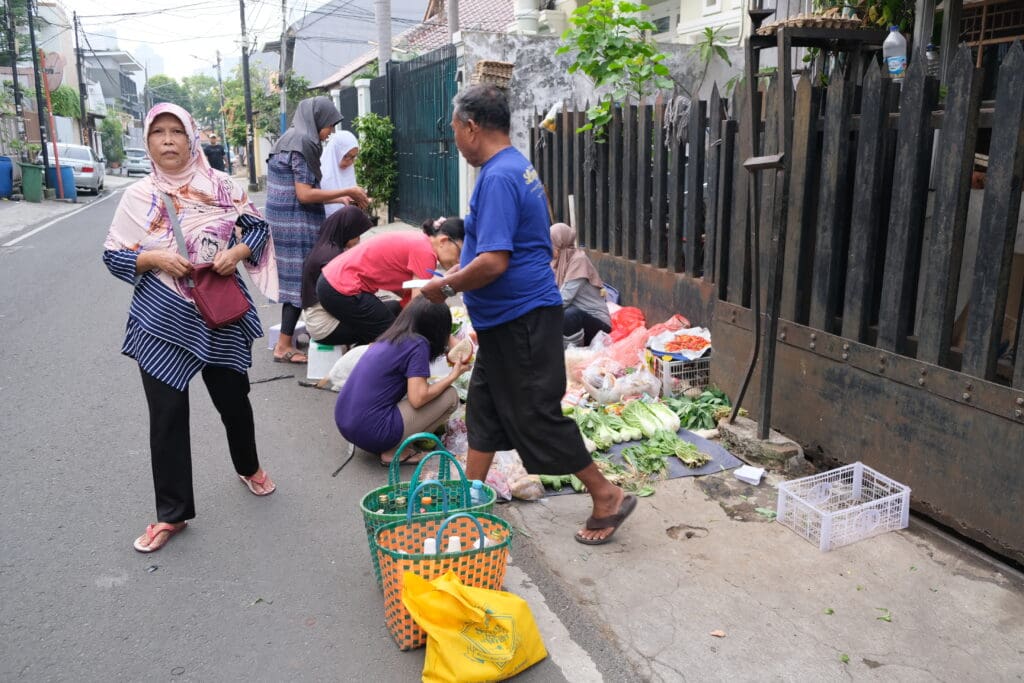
[0,184,638,682]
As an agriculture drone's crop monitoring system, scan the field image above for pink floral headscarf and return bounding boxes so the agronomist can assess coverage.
[104,102,278,301]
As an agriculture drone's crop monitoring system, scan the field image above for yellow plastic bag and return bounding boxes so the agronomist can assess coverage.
[402,570,547,683]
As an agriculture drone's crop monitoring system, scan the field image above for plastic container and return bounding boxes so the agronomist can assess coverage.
[306,340,343,381]
[469,480,486,506]
[45,166,77,200]
[647,352,712,397]
[19,163,43,203]
[266,321,308,350]
[0,156,13,198]
[883,26,907,82]
[776,462,910,552]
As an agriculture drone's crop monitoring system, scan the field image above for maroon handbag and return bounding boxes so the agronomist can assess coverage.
[162,193,250,329]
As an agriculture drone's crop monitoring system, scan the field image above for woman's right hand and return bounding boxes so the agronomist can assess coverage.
[448,356,471,379]
[139,249,192,278]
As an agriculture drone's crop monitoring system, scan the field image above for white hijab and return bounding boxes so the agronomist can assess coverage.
[320,130,359,217]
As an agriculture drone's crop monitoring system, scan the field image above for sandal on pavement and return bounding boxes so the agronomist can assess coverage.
[239,470,276,496]
[574,494,637,546]
[273,349,307,364]
[379,451,427,468]
[133,522,187,553]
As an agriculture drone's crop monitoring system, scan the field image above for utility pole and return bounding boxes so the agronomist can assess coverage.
[374,0,390,74]
[447,0,458,41]
[239,0,258,192]
[26,0,48,169]
[278,0,287,135]
[216,50,232,174]
[4,0,25,159]
[73,12,89,146]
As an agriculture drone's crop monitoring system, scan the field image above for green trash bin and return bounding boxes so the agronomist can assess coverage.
[19,163,43,203]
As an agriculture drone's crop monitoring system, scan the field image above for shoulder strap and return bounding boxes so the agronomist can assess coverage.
[161,192,189,260]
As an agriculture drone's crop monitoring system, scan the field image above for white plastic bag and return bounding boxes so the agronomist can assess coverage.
[324,345,370,392]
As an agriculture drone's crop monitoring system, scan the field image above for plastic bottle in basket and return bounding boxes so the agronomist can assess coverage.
[470,479,486,506]
[423,538,437,555]
[446,536,462,553]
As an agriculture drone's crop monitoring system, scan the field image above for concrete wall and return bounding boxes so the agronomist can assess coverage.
[460,31,741,155]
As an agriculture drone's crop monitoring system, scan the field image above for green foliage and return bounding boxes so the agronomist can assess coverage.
[100,116,124,164]
[688,26,733,98]
[147,74,192,111]
[814,0,914,31]
[50,85,80,119]
[352,112,396,212]
[556,0,672,141]
[221,66,310,145]
[181,75,221,130]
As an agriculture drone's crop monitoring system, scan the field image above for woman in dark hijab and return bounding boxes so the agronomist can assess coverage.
[300,206,373,344]
[265,96,370,363]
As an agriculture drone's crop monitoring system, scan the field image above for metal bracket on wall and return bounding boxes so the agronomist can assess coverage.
[716,300,1024,422]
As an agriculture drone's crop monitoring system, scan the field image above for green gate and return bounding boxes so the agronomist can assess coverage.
[387,45,458,222]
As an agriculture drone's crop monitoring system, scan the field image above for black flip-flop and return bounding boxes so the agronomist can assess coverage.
[379,452,426,468]
[574,494,637,545]
[273,349,307,364]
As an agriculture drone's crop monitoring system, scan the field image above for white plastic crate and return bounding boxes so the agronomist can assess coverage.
[649,354,712,398]
[776,462,910,552]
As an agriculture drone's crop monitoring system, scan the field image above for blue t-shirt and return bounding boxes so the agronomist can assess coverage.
[461,147,562,330]
[334,336,430,453]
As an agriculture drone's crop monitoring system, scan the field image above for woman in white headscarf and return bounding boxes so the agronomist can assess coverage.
[320,130,360,218]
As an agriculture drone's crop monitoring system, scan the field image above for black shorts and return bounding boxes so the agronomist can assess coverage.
[466,305,592,475]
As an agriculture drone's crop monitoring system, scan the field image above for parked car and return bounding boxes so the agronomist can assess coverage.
[123,147,152,176]
[38,144,105,194]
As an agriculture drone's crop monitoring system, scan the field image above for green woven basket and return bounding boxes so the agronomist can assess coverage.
[358,433,496,588]
[376,508,512,650]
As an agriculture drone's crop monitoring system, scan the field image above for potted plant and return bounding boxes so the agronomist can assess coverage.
[352,113,396,223]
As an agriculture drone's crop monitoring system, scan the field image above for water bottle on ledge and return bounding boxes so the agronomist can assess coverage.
[883,26,908,82]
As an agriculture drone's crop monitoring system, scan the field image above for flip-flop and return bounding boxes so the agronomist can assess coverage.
[378,451,427,468]
[239,470,276,496]
[133,522,187,553]
[574,494,637,546]
[273,349,307,364]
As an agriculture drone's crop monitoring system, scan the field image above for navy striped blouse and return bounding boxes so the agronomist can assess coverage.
[103,220,269,391]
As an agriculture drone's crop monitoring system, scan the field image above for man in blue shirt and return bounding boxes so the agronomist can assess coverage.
[422,85,636,545]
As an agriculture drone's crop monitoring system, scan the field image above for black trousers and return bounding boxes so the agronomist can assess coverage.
[563,305,612,346]
[140,366,260,523]
[317,274,401,346]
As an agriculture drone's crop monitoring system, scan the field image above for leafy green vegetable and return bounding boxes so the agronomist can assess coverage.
[621,400,663,438]
[663,388,733,430]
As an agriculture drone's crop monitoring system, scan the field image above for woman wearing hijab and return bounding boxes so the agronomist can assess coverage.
[300,206,373,344]
[103,103,279,554]
[265,96,368,364]
[550,222,612,346]
[319,130,360,219]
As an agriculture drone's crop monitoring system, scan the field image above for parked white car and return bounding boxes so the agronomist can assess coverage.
[124,147,152,176]
[39,144,106,194]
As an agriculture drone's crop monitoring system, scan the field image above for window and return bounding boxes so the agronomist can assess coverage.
[652,16,671,34]
[704,0,722,15]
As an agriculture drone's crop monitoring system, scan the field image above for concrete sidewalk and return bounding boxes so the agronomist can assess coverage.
[504,467,1024,682]
[0,173,135,244]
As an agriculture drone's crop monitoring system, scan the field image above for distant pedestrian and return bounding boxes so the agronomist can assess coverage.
[421,84,636,545]
[203,133,226,171]
[551,222,612,347]
[265,96,369,364]
[103,103,280,554]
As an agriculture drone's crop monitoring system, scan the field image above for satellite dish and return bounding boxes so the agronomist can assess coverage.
[43,52,66,91]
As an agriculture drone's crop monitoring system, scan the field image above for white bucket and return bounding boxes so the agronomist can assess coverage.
[267,321,308,350]
[307,341,345,381]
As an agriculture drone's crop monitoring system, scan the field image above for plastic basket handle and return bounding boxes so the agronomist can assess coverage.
[433,512,487,550]
[405,479,451,519]
[409,450,471,501]
[388,432,446,485]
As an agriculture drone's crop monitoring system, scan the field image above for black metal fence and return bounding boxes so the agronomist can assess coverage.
[337,86,358,129]
[370,75,388,116]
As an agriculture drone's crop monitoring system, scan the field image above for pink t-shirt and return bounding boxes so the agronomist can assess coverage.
[321,231,437,306]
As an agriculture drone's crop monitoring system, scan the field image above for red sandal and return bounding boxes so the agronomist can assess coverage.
[133,522,187,553]
[239,470,276,496]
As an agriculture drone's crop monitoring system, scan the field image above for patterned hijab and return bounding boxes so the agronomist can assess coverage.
[270,96,342,183]
[320,130,359,217]
[104,102,278,302]
[551,222,603,288]
[301,206,372,308]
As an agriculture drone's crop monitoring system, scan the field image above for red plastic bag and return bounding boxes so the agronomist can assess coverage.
[610,306,646,342]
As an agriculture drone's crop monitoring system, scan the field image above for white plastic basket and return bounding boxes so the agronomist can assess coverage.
[648,354,712,397]
[776,462,910,552]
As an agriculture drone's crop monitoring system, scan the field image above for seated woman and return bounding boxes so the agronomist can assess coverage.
[334,297,470,466]
[316,217,464,347]
[550,222,612,346]
[300,206,373,344]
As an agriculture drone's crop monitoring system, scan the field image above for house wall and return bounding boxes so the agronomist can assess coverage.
[460,31,740,154]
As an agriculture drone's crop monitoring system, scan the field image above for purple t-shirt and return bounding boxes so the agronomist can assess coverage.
[334,336,431,453]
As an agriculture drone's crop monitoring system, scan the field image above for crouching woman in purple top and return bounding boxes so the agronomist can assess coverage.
[334,297,470,466]
[103,103,279,554]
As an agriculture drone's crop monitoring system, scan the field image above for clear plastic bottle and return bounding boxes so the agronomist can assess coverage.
[446,535,462,553]
[469,479,486,506]
[883,26,908,82]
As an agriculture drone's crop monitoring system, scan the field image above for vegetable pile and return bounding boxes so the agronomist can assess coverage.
[663,388,734,431]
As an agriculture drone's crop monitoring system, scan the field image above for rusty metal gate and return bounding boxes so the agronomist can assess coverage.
[387,45,458,222]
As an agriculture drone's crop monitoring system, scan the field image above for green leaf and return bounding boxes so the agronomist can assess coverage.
[755,507,777,520]
[824,608,834,615]
[840,654,850,664]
